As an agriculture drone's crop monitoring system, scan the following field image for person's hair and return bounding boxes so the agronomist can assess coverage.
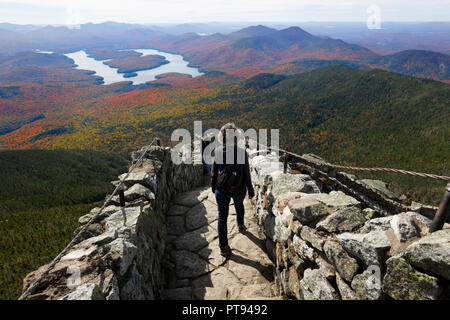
[217,122,236,145]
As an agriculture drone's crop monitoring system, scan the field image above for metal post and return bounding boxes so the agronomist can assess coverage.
[283,145,289,174]
[429,183,450,233]
[283,153,288,174]
[119,183,125,207]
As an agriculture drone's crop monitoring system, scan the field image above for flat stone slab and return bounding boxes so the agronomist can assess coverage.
[198,238,227,267]
[230,233,273,267]
[316,191,360,208]
[167,216,185,236]
[185,202,210,231]
[193,287,228,300]
[173,250,212,278]
[174,225,217,252]
[173,187,209,207]
[191,267,241,288]
[227,251,274,286]
[228,283,275,299]
[167,205,190,217]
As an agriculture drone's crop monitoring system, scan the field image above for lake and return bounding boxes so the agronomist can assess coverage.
[64,49,204,85]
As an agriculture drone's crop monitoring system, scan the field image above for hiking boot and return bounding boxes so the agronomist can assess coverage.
[238,224,247,233]
[220,246,232,258]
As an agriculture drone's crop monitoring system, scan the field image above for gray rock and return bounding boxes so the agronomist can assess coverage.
[61,246,97,261]
[390,214,420,242]
[270,172,308,198]
[360,179,398,200]
[288,266,302,299]
[274,214,292,244]
[300,268,339,300]
[404,211,433,228]
[300,226,326,251]
[281,206,302,235]
[287,241,307,274]
[351,269,382,300]
[404,229,450,280]
[104,206,144,240]
[382,256,442,300]
[124,183,155,202]
[316,256,336,281]
[101,238,138,276]
[78,205,119,225]
[360,212,424,243]
[335,272,357,300]
[273,192,305,213]
[120,263,145,300]
[323,240,359,282]
[359,216,393,233]
[316,191,360,208]
[317,206,369,233]
[337,230,391,267]
[105,276,120,300]
[288,197,328,226]
[73,231,117,249]
[119,171,157,192]
[292,235,317,262]
[60,283,105,300]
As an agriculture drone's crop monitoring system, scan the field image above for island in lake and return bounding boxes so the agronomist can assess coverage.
[103,55,169,76]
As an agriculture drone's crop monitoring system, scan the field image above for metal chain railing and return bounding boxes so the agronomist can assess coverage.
[255,142,450,182]
[254,141,450,232]
[18,137,158,300]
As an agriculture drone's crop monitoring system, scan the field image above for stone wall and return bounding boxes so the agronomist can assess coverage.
[248,150,450,300]
[21,146,203,300]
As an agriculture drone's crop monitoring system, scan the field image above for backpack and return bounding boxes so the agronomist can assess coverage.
[216,146,244,194]
[216,163,243,194]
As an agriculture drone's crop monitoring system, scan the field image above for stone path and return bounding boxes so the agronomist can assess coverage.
[162,186,281,300]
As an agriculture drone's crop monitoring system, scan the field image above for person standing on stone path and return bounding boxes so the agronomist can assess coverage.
[211,122,255,258]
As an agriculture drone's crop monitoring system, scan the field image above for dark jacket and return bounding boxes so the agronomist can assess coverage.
[211,145,255,197]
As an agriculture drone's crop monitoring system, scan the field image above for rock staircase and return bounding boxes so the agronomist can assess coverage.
[161,186,282,300]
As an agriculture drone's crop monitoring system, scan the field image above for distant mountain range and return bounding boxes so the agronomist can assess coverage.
[148,25,449,82]
[0,22,448,82]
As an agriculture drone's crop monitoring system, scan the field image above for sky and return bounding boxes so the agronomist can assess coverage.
[0,0,449,25]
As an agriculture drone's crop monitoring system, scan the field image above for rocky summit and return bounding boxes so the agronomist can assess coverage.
[21,145,450,300]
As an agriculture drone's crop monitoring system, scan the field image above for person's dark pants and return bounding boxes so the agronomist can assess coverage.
[215,188,246,249]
